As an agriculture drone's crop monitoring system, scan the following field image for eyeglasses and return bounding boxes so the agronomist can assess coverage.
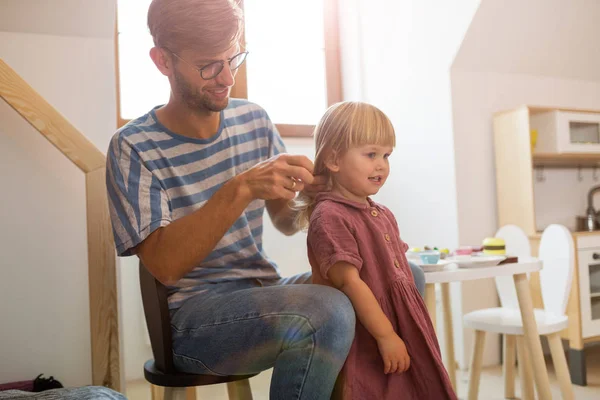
[166,49,249,80]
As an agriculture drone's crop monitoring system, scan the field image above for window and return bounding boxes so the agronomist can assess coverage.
[115,0,342,137]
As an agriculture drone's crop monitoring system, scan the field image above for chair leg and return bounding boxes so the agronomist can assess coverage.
[547,333,575,400]
[227,379,253,400]
[467,330,486,400]
[164,387,188,400]
[151,384,164,400]
[516,336,535,400]
[503,334,516,399]
[185,387,197,400]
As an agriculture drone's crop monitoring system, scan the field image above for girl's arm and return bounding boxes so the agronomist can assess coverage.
[329,262,394,339]
[328,262,410,374]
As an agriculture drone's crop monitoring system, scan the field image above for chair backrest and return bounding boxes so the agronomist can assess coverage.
[538,224,575,316]
[494,225,532,308]
[139,261,175,373]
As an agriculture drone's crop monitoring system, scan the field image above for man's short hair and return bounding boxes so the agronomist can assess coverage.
[148,0,244,55]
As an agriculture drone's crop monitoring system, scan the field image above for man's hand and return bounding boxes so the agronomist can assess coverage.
[300,175,329,199]
[238,154,315,201]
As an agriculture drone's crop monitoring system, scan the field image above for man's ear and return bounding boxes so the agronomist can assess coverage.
[324,151,340,173]
[150,47,172,77]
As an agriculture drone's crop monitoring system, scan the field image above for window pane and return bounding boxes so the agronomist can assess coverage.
[244,0,327,125]
[117,0,170,119]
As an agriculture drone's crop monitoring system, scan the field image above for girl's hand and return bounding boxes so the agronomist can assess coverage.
[376,333,411,374]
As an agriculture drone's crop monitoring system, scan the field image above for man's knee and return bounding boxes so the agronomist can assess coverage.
[409,261,425,298]
[310,286,356,349]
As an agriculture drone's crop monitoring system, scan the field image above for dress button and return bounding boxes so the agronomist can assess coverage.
[384,233,391,242]
[371,210,379,217]
[394,259,400,268]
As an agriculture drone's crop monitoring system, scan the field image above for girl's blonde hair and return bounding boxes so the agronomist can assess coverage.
[148,0,243,55]
[294,101,396,230]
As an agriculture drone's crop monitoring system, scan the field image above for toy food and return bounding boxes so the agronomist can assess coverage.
[482,237,506,255]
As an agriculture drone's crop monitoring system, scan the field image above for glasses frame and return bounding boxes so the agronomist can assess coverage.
[165,49,249,80]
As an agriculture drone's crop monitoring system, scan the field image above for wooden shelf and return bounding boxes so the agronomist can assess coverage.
[532,153,600,168]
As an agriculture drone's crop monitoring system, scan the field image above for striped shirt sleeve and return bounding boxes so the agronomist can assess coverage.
[106,135,172,256]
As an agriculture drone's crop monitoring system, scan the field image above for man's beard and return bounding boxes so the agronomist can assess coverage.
[174,69,229,113]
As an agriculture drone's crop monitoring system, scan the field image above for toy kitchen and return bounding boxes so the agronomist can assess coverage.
[493,105,600,386]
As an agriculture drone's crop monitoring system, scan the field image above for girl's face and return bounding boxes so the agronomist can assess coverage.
[327,144,393,203]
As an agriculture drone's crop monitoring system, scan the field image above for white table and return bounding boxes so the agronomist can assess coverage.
[423,258,552,400]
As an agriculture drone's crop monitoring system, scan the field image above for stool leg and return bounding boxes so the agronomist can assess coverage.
[503,334,516,399]
[227,379,253,400]
[467,330,486,400]
[516,336,535,400]
[164,387,188,400]
[547,333,574,400]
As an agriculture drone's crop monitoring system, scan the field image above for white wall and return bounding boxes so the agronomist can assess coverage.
[451,0,600,368]
[0,96,91,387]
[0,0,118,387]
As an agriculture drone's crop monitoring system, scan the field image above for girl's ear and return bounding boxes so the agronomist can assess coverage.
[324,151,340,173]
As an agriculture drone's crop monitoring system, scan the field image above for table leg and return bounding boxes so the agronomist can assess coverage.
[425,283,436,331]
[513,273,552,400]
[441,282,456,390]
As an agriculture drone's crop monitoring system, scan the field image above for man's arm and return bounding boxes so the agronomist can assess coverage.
[136,175,252,285]
[135,154,315,285]
[265,198,298,236]
[265,175,329,236]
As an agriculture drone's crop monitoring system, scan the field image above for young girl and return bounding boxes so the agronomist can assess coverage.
[295,102,456,399]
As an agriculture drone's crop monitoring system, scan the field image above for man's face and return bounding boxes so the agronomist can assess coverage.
[171,45,240,113]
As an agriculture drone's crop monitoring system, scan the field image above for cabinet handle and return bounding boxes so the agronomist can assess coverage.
[594,253,600,260]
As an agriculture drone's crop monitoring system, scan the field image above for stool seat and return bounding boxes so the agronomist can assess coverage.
[143,359,257,388]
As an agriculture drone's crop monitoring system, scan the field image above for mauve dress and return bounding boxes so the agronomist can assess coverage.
[307,193,457,400]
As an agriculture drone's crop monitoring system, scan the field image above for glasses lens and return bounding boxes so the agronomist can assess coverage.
[230,52,248,71]
[201,61,224,79]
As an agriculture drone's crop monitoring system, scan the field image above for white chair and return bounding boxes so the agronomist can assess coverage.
[463,224,575,400]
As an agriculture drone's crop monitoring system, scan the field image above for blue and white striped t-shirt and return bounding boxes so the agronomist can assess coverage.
[106,99,286,309]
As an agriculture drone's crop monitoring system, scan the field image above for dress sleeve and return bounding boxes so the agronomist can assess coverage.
[307,208,363,279]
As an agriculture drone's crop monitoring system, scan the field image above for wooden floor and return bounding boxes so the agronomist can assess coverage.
[126,346,600,399]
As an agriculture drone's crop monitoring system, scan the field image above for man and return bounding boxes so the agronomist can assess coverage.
[107,0,354,398]
[107,0,424,398]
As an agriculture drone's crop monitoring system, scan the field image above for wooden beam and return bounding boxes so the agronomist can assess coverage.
[277,124,315,138]
[324,0,343,105]
[230,0,248,100]
[493,106,537,235]
[86,167,121,391]
[0,59,105,173]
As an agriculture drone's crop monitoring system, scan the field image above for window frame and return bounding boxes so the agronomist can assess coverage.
[114,0,342,137]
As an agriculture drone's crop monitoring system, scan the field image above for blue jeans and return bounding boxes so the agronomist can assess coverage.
[170,263,425,400]
[408,261,426,298]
